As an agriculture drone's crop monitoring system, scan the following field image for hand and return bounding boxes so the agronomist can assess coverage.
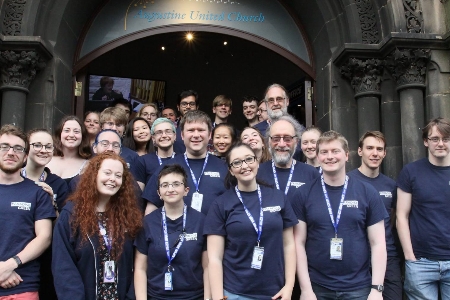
[0,271,22,289]
[272,285,293,300]
[35,182,54,199]
[0,260,17,283]
[300,289,317,300]
[367,289,383,300]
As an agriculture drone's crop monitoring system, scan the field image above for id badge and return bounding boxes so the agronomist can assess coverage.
[191,192,203,212]
[330,238,343,260]
[164,272,173,291]
[251,246,264,269]
[103,260,115,283]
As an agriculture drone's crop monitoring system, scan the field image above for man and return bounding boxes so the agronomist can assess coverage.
[242,95,259,127]
[162,106,178,124]
[173,90,199,154]
[292,130,387,300]
[134,117,176,190]
[142,110,228,216]
[0,124,55,299]
[109,98,132,120]
[397,117,450,299]
[212,95,232,126]
[348,131,402,300]
[257,100,268,123]
[257,115,319,198]
[254,83,290,136]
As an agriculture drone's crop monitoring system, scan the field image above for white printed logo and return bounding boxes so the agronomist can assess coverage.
[379,191,392,198]
[184,233,197,241]
[263,206,281,212]
[11,202,31,211]
[290,182,305,188]
[204,171,220,178]
[343,200,358,208]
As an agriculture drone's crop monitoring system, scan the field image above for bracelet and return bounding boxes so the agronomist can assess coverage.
[12,255,22,267]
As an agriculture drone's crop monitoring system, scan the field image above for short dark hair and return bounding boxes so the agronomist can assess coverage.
[157,164,188,188]
[26,128,52,154]
[178,90,198,105]
[422,117,450,141]
[100,76,114,88]
[358,131,386,149]
[162,106,177,117]
[109,98,132,112]
[0,124,28,153]
[242,95,259,104]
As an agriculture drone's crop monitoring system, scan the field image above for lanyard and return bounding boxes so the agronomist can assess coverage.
[157,152,175,165]
[320,175,348,238]
[272,160,296,195]
[162,205,187,270]
[234,185,263,245]
[98,221,112,256]
[21,168,45,182]
[184,153,209,192]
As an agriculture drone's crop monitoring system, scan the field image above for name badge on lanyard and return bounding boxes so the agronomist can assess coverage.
[191,192,203,212]
[184,153,209,212]
[251,246,264,269]
[99,222,116,283]
[164,272,173,291]
[330,238,343,260]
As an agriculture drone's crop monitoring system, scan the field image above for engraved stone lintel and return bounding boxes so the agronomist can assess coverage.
[384,48,430,88]
[340,57,384,96]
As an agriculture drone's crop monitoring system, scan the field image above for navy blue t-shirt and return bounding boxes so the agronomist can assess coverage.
[134,153,176,185]
[204,186,298,298]
[253,121,269,136]
[257,160,319,198]
[142,154,228,215]
[45,169,69,212]
[290,176,387,291]
[397,157,450,260]
[173,127,186,155]
[135,206,205,299]
[0,179,56,296]
[348,169,398,258]
[121,146,139,173]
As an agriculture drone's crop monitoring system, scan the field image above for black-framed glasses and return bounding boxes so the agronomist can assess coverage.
[142,112,157,118]
[159,181,184,189]
[0,143,25,153]
[96,140,121,149]
[180,102,197,108]
[229,156,257,168]
[427,137,450,144]
[269,135,297,143]
[104,122,125,128]
[30,143,54,152]
[266,97,286,105]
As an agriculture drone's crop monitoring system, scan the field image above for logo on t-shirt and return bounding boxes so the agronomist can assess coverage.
[11,202,31,211]
[263,206,281,212]
[379,191,392,198]
[184,233,198,241]
[290,182,305,188]
[343,200,358,208]
[204,171,220,178]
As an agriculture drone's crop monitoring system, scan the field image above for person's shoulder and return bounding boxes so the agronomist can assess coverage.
[294,160,318,172]
[377,172,396,185]
[45,169,68,185]
[121,146,139,158]
[60,201,75,215]
[259,160,272,169]
[349,176,379,195]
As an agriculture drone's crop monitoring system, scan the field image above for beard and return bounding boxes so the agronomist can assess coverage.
[0,161,23,174]
[270,145,295,166]
[268,106,288,120]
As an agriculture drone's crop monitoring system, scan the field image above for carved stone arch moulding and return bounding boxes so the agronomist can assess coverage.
[2,0,26,36]
[355,0,380,44]
[403,0,423,33]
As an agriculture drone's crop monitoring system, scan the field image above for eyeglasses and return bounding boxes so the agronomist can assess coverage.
[266,97,286,105]
[0,143,25,153]
[427,137,450,144]
[215,103,230,108]
[258,109,267,113]
[269,135,297,143]
[30,143,54,151]
[159,181,184,189]
[142,112,157,118]
[96,140,121,149]
[104,122,125,128]
[180,102,197,108]
[154,129,174,136]
[229,156,257,168]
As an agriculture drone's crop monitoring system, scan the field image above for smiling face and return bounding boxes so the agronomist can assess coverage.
[28,131,54,167]
[269,120,297,166]
[96,158,123,201]
[243,100,258,122]
[213,126,233,156]
[84,113,100,136]
[358,136,386,170]
[181,121,210,157]
[228,145,259,185]
[424,125,450,162]
[213,103,231,121]
[61,120,82,150]
[158,173,189,205]
[301,129,321,161]
[0,134,27,174]
[240,128,263,152]
[140,106,158,126]
[266,87,289,119]
[152,121,176,150]
[258,101,268,122]
[93,131,122,155]
[162,108,177,122]
[132,120,151,144]
[178,96,198,116]
[318,139,348,175]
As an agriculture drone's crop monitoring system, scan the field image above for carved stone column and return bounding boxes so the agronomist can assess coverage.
[341,58,383,137]
[385,48,430,165]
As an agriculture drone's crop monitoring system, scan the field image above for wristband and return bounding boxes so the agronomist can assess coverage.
[12,255,22,267]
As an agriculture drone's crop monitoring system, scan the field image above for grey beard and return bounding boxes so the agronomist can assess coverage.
[270,146,295,166]
[268,107,287,120]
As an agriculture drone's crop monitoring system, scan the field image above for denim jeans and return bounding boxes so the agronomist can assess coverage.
[404,257,450,300]
[311,282,371,300]
[224,289,259,300]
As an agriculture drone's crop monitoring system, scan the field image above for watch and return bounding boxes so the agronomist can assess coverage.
[12,255,22,267]
[371,284,384,292]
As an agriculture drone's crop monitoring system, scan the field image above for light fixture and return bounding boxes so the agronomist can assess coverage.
[224,41,228,45]
[161,46,165,50]
[186,33,194,41]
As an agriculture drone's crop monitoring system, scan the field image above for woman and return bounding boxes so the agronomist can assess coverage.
[137,103,159,127]
[204,143,297,300]
[240,127,271,163]
[134,164,210,300]
[123,117,153,156]
[212,123,237,158]
[52,152,142,300]
[47,115,92,184]
[301,126,322,170]
[84,111,101,146]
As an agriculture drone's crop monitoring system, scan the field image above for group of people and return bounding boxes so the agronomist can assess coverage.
[0,82,449,300]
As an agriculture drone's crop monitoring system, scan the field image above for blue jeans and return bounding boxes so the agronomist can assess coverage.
[404,257,450,299]
[311,282,371,300]
[224,289,259,300]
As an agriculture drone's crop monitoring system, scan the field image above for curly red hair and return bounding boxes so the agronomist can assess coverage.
[68,152,142,259]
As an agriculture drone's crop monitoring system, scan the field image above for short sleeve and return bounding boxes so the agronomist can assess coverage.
[366,185,389,227]
[203,198,227,236]
[282,195,299,229]
[35,189,56,220]
[288,188,306,222]
[134,228,149,255]
[133,156,147,184]
[142,171,164,208]
[397,165,412,194]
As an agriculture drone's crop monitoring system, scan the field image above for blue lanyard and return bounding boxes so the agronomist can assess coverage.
[98,222,112,256]
[162,205,187,269]
[320,175,348,238]
[234,185,263,245]
[21,168,45,182]
[184,153,209,192]
[272,160,296,195]
[157,152,175,165]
